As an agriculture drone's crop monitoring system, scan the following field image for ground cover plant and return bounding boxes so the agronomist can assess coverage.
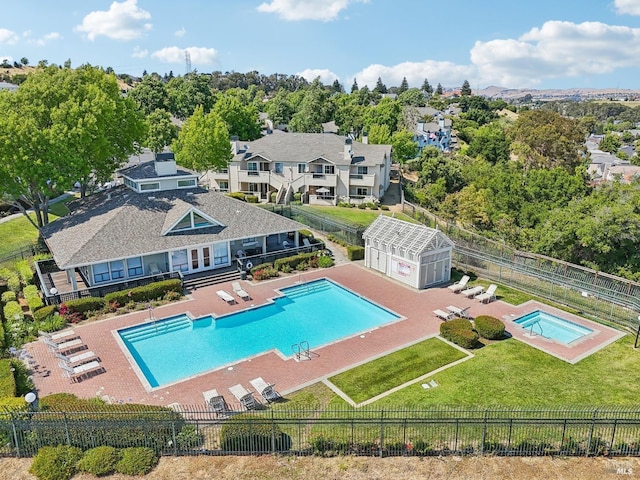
[301,205,416,226]
[328,338,468,404]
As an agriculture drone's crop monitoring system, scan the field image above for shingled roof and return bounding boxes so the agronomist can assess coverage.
[41,186,304,269]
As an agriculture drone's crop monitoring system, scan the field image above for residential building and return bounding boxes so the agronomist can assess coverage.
[414,114,452,152]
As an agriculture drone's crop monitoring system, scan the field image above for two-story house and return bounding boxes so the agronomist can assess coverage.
[414,114,452,152]
[205,132,393,206]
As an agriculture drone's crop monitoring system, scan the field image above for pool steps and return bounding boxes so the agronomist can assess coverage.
[121,316,191,342]
[283,281,333,299]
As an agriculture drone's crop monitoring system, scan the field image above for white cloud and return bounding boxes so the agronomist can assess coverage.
[75,0,152,41]
[614,0,640,15]
[174,26,186,37]
[151,46,218,65]
[0,28,19,45]
[257,0,368,21]
[29,32,62,47]
[297,68,339,84]
[0,55,14,64]
[470,21,640,87]
[350,60,475,90]
[131,46,148,58]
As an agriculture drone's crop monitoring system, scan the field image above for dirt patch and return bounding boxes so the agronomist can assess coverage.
[1,455,638,480]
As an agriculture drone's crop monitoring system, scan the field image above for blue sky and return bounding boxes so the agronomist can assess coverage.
[2,0,640,90]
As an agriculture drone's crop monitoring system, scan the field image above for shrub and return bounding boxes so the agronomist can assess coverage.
[1,291,16,304]
[23,285,44,312]
[440,318,479,349]
[33,305,58,323]
[114,447,158,476]
[357,203,367,209]
[103,279,182,306]
[274,252,317,271]
[29,445,83,480]
[220,415,291,452]
[293,192,302,202]
[317,255,334,268]
[15,259,34,285]
[76,446,120,477]
[3,300,23,322]
[474,315,506,340]
[298,229,314,239]
[38,314,67,333]
[270,192,277,203]
[249,262,273,275]
[380,205,390,210]
[346,245,365,261]
[63,297,104,315]
[0,358,17,397]
[253,266,279,281]
[7,275,21,293]
[226,192,246,201]
[176,424,204,450]
[245,195,258,203]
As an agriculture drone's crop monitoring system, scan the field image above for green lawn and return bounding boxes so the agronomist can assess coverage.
[0,213,45,258]
[298,205,417,227]
[329,338,468,404]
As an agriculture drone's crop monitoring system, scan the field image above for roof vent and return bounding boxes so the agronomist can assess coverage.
[186,192,194,196]
[148,196,156,200]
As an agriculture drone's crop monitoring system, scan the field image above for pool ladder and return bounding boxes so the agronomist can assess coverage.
[148,306,157,334]
[529,321,543,337]
[292,341,311,361]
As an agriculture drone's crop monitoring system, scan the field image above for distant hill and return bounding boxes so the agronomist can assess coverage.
[476,85,640,102]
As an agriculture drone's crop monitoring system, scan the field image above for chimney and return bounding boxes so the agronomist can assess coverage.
[230,135,240,155]
[438,115,445,129]
[154,152,177,176]
[344,138,353,160]
[362,131,368,145]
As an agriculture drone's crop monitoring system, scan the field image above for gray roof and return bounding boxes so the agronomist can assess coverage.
[232,132,391,167]
[42,186,305,269]
[362,216,454,257]
[119,159,194,180]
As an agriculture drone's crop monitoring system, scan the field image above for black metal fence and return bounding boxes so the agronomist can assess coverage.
[3,406,640,458]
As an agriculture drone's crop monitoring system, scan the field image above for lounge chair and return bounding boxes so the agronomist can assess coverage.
[447,305,471,319]
[433,309,455,321]
[202,388,228,414]
[302,238,312,249]
[229,384,259,410]
[149,262,162,275]
[59,360,104,382]
[40,329,80,344]
[44,337,86,355]
[461,285,484,298]
[476,284,497,303]
[55,350,99,367]
[231,281,251,301]
[448,275,470,293]
[250,377,281,403]
[216,290,236,304]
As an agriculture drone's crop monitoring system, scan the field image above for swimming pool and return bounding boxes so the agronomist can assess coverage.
[118,279,400,388]
[514,310,593,344]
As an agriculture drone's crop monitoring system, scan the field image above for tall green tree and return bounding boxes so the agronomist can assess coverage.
[172,106,232,173]
[144,109,178,153]
[461,80,472,96]
[167,73,214,119]
[264,88,294,126]
[398,77,409,94]
[373,77,387,94]
[289,80,330,133]
[467,122,511,164]
[598,133,622,153]
[367,124,391,145]
[391,129,418,166]
[435,83,443,95]
[212,93,261,140]
[351,78,359,93]
[421,78,433,95]
[128,73,170,116]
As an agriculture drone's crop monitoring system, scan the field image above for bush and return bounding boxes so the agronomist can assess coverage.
[176,424,204,450]
[474,315,505,340]
[1,291,16,304]
[33,305,58,323]
[274,252,317,271]
[293,192,302,202]
[252,266,279,281]
[103,279,182,306]
[298,229,314,239]
[226,192,246,201]
[0,358,17,397]
[3,300,23,322]
[7,275,21,294]
[76,446,120,477]
[249,262,273,275]
[38,314,67,333]
[380,205,390,210]
[114,447,158,476]
[29,445,83,480]
[62,297,104,315]
[317,255,334,268]
[347,245,365,261]
[440,318,479,349]
[270,192,277,203]
[220,415,291,452]
[23,285,44,312]
[245,195,258,203]
[15,259,34,285]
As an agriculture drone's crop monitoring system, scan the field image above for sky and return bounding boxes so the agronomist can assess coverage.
[2,0,640,90]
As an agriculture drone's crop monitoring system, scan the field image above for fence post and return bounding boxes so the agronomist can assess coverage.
[480,409,488,455]
[11,415,20,458]
[271,409,276,454]
[172,421,177,456]
[63,412,71,446]
[379,410,384,458]
[586,408,598,457]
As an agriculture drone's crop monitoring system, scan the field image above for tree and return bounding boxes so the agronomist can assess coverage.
[144,109,178,153]
[63,58,72,69]
[289,80,330,133]
[351,78,359,93]
[367,124,391,145]
[264,88,293,126]
[365,97,401,134]
[167,73,214,119]
[421,78,433,95]
[391,129,418,166]
[331,79,343,94]
[212,93,261,140]
[128,74,170,116]
[0,65,146,228]
[20,57,28,66]
[435,83,443,95]
[373,77,387,94]
[397,88,426,107]
[598,133,622,153]
[172,106,232,173]
[398,77,409,94]
[461,80,472,96]
[467,122,511,164]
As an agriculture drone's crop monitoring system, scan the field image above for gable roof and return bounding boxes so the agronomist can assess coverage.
[362,216,454,256]
[232,132,391,167]
[41,186,304,269]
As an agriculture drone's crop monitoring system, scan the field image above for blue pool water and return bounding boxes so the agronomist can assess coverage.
[514,310,592,344]
[118,279,400,388]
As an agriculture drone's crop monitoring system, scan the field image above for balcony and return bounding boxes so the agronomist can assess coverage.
[209,170,229,179]
[303,172,337,187]
[238,170,271,183]
[349,173,376,187]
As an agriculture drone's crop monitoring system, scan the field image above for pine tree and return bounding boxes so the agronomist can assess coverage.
[351,78,359,93]
[461,79,472,96]
[435,83,443,95]
[398,77,409,94]
[374,77,387,94]
[422,78,433,95]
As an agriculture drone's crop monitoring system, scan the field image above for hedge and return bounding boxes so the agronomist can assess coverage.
[3,300,23,322]
[1,291,16,304]
[249,262,273,275]
[245,195,258,203]
[0,358,16,397]
[474,315,506,340]
[226,192,246,201]
[220,414,291,452]
[440,318,479,349]
[347,245,365,261]
[33,305,58,323]
[23,285,44,312]
[274,252,318,271]
[115,447,158,476]
[15,259,34,285]
[63,297,104,315]
[103,279,182,306]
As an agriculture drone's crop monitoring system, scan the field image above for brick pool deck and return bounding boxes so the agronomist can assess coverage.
[24,263,625,408]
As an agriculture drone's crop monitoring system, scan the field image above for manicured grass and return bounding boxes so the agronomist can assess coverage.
[328,338,468,404]
[0,212,60,258]
[299,205,417,227]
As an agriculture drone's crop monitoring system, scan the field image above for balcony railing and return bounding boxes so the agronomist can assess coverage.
[349,173,376,187]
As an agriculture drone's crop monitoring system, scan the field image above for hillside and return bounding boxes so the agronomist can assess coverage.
[0,65,132,91]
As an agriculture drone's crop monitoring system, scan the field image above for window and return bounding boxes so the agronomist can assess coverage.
[110,260,124,279]
[218,181,229,191]
[93,263,110,283]
[177,179,196,188]
[247,162,257,171]
[171,250,189,272]
[213,242,229,266]
[324,165,335,174]
[192,213,209,228]
[249,183,258,193]
[127,257,143,276]
[356,187,368,196]
[357,166,368,175]
[274,162,283,174]
[202,247,211,268]
[298,163,306,174]
[140,182,160,191]
[171,211,214,232]
[174,215,192,230]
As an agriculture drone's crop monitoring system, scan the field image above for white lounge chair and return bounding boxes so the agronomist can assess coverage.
[476,284,498,303]
[149,262,162,275]
[216,290,236,304]
[231,281,251,301]
[40,329,79,344]
[461,285,484,298]
[448,275,470,293]
[59,360,104,382]
[447,305,471,319]
[202,389,228,414]
[250,377,281,403]
[433,309,455,321]
[229,384,259,410]
[55,350,99,367]
[44,337,86,355]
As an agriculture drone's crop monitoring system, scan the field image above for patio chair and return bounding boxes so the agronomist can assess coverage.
[448,275,470,293]
[447,305,471,319]
[476,284,497,303]
[44,337,86,355]
[55,350,99,367]
[302,238,312,249]
[250,377,282,403]
[149,262,162,275]
[433,309,455,321]
[232,281,251,301]
[216,290,236,304]
[59,360,104,383]
[229,384,259,410]
[461,285,484,298]
[39,329,80,344]
[282,240,291,248]
[202,389,229,414]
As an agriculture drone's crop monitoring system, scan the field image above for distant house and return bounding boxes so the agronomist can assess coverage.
[205,132,393,206]
[414,114,452,152]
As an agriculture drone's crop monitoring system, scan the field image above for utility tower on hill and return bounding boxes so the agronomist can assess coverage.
[185,50,191,75]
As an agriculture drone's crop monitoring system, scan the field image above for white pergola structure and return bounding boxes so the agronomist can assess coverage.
[362,216,454,289]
